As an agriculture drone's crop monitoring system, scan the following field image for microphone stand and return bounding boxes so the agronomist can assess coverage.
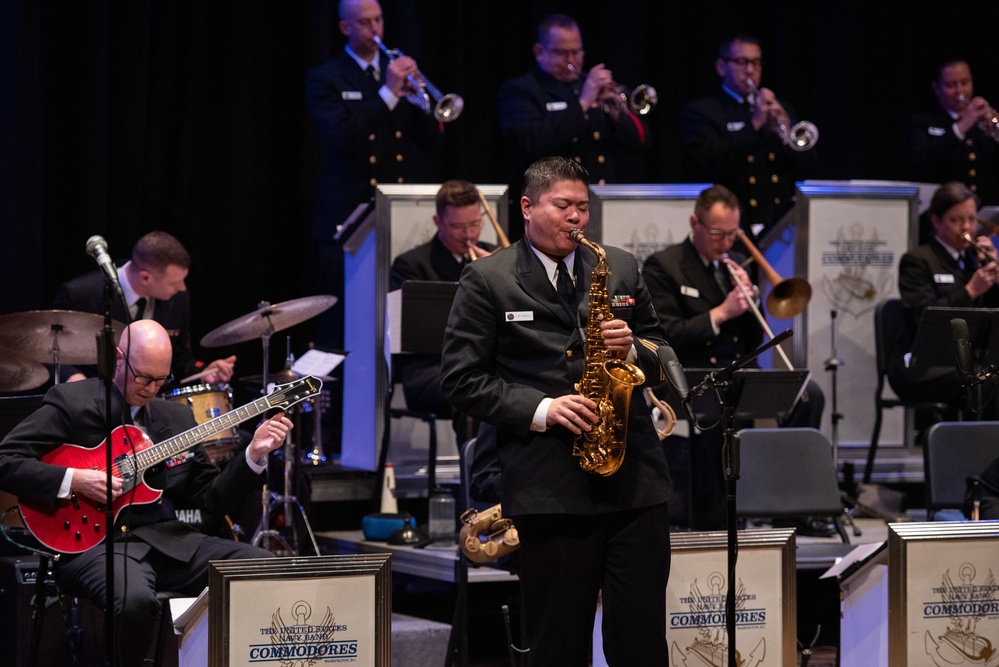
[683,330,793,667]
[97,281,117,666]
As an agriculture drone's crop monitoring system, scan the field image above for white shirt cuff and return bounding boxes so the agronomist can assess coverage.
[531,398,553,432]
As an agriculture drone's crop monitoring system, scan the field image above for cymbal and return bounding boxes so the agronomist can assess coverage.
[0,360,49,392]
[0,310,126,365]
[240,368,335,385]
[200,295,338,348]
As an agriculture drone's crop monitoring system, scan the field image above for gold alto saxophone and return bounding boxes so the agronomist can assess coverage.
[568,228,647,476]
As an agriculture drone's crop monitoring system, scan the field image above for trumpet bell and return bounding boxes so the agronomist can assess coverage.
[788,121,819,151]
[434,93,464,123]
[629,84,658,115]
[767,276,812,319]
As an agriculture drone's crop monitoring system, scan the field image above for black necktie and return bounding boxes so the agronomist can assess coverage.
[556,260,575,308]
[134,297,146,320]
[365,64,378,83]
[961,249,977,273]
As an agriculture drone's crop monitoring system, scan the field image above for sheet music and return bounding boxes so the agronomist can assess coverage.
[291,348,346,377]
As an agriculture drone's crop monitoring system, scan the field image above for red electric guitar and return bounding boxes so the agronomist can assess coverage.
[19,376,322,554]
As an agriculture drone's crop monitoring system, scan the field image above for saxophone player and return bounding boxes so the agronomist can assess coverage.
[441,157,675,666]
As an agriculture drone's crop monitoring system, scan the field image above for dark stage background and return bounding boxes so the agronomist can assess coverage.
[2,1,997,446]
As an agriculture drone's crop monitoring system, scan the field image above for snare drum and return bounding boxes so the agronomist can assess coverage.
[163,383,240,464]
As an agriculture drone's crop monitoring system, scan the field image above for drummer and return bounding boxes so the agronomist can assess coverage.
[52,231,236,387]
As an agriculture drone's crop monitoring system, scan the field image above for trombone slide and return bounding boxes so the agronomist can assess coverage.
[723,258,794,370]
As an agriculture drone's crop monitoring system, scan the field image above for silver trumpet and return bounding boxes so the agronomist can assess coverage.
[373,36,464,123]
[958,94,999,141]
[746,79,818,151]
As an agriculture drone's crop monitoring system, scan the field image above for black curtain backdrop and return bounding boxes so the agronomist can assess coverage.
[2,0,997,400]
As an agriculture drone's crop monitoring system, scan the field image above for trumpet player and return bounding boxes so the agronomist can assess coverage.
[905,58,999,238]
[306,0,444,351]
[681,32,817,239]
[643,185,825,530]
[498,13,651,237]
[891,182,999,415]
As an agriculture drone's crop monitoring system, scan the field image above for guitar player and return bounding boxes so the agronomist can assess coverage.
[0,320,292,667]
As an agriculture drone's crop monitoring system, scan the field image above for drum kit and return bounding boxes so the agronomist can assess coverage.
[198,294,338,555]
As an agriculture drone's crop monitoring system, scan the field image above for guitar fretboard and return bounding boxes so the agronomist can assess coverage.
[131,380,316,471]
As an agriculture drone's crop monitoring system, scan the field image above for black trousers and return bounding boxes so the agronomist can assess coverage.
[513,503,671,667]
[58,536,273,667]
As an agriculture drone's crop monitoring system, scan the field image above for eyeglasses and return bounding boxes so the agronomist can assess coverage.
[723,57,763,69]
[445,218,483,232]
[544,47,584,60]
[123,355,173,388]
[696,217,744,239]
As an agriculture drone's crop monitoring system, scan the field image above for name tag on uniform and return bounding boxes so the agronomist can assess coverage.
[505,311,533,322]
[546,101,568,112]
[928,126,946,136]
[342,91,363,100]
[680,285,700,298]
[934,273,956,283]
[727,121,746,132]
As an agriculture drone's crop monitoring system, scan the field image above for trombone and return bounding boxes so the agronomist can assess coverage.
[722,231,812,369]
[467,190,511,260]
[372,36,464,123]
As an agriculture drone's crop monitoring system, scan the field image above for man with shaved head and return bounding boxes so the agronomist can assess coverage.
[0,320,292,666]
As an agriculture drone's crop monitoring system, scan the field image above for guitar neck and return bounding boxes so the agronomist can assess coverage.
[132,393,278,472]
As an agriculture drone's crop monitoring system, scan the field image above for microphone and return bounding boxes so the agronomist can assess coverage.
[951,317,976,411]
[85,235,125,300]
[658,345,696,423]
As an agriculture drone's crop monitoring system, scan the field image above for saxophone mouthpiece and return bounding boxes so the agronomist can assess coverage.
[568,228,584,242]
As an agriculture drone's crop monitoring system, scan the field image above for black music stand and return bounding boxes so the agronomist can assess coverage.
[683,331,807,667]
[378,280,460,507]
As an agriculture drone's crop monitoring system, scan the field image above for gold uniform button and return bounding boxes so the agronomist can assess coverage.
[572,136,580,143]
[746,155,755,164]
[709,356,718,365]
[369,155,377,164]
[749,198,758,208]
[593,131,601,141]
[597,155,606,164]
[121,526,128,533]
[396,154,403,162]
[705,340,712,347]
[969,152,977,161]
[733,336,740,343]
[368,133,376,141]
[566,350,574,359]
[774,196,781,205]
[748,176,757,185]
[768,152,776,161]
[971,184,979,192]
[969,169,977,177]
[771,174,779,183]
[395,130,403,139]
[574,156,582,164]
[598,178,606,185]
[397,177,404,183]
[369,178,377,186]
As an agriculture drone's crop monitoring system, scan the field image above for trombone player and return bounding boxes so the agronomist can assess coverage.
[497,13,652,238]
[389,180,499,445]
[643,184,825,530]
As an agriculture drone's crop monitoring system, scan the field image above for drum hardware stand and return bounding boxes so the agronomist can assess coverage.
[825,310,861,537]
[250,336,320,555]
